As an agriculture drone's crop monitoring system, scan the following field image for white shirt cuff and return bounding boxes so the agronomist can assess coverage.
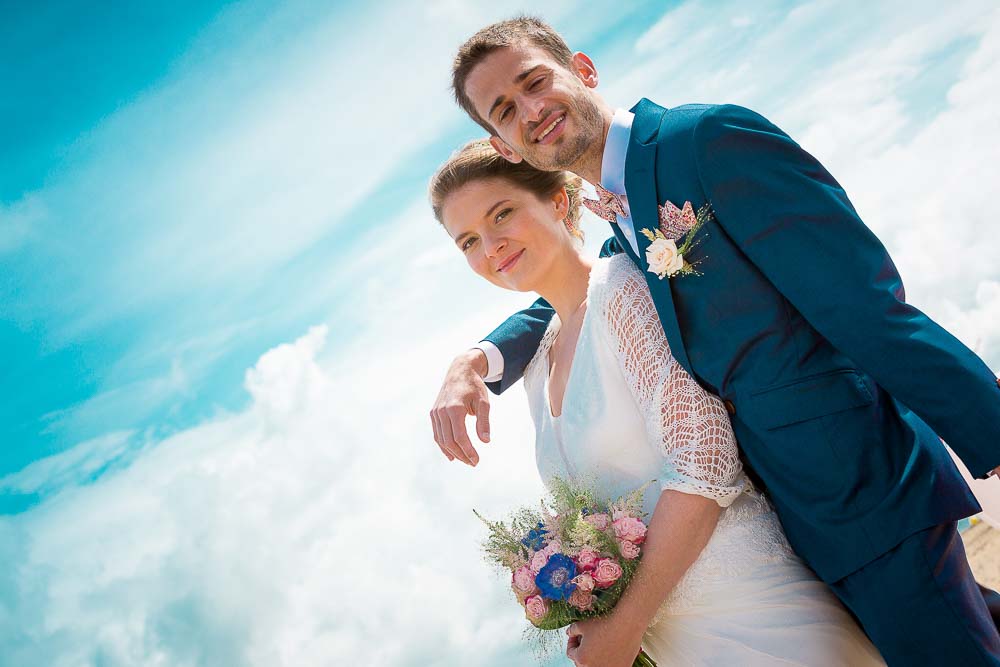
[473,341,504,383]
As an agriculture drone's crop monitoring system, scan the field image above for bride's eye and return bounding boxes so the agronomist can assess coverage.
[461,237,478,252]
[495,208,512,223]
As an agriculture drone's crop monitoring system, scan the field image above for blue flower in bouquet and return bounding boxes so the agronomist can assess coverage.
[521,522,549,551]
[535,553,578,601]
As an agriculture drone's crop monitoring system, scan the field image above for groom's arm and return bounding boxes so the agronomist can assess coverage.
[429,236,623,463]
[429,298,553,467]
[472,236,625,395]
[693,104,1000,478]
[481,236,623,392]
[480,297,556,395]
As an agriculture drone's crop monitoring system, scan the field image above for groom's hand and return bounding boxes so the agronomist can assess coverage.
[430,349,491,467]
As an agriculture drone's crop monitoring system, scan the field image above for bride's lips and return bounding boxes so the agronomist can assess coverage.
[532,112,566,145]
[496,249,524,273]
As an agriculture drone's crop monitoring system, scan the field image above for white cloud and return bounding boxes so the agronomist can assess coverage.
[0,296,554,665]
[0,430,135,495]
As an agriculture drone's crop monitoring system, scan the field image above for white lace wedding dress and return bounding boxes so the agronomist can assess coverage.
[523,255,885,666]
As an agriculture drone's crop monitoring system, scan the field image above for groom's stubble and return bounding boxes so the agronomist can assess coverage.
[517,85,605,177]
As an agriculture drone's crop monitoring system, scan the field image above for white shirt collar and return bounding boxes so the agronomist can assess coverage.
[600,108,634,196]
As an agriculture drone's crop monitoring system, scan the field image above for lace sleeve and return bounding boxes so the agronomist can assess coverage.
[594,257,744,506]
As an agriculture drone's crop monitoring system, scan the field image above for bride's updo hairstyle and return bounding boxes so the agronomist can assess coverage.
[430,139,585,243]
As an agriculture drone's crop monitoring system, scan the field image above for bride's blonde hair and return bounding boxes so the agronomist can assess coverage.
[429,139,584,242]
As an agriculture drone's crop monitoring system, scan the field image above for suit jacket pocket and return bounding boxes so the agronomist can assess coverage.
[748,369,874,431]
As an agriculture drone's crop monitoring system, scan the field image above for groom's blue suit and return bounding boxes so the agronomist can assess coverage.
[483,100,1000,664]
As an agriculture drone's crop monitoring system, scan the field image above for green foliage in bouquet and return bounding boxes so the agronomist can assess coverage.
[474,476,658,666]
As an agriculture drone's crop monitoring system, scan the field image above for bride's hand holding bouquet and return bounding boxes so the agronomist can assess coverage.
[475,477,658,667]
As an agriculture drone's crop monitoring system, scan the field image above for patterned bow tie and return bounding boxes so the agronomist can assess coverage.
[582,183,627,223]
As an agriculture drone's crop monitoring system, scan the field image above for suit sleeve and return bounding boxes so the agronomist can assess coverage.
[482,236,622,394]
[693,104,1000,478]
[481,297,555,395]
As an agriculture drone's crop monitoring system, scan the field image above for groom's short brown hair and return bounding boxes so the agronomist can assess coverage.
[452,16,574,133]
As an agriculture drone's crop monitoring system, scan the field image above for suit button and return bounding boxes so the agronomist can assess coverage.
[724,400,736,415]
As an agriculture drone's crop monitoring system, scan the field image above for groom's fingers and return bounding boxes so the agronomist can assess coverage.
[447,405,480,466]
[474,399,491,443]
[430,412,454,462]
[431,408,465,465]
[438,414,465,465]
[438,405,477,466]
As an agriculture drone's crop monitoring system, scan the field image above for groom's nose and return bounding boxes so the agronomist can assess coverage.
[520,95,545,124]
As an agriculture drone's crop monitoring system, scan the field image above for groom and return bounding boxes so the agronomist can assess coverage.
[431,15,1000,667]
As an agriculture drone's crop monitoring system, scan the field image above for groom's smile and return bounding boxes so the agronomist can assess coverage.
[532,111,566,145]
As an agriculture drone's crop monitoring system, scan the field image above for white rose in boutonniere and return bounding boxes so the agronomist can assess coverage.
[639,200,715,279]
[646,237,685,279]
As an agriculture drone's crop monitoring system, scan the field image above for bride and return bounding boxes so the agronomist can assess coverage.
[430,139,885,666]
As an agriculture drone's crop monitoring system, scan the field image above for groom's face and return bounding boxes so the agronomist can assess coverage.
[463,43,604,173]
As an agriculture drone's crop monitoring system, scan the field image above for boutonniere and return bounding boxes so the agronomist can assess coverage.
[640,201,713,279]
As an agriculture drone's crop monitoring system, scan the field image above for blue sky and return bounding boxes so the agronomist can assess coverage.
[2,1,1000,664]
[0,0,668,504]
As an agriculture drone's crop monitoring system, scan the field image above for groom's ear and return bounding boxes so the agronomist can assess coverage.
[571,52,599,89]
[489,136,523,164]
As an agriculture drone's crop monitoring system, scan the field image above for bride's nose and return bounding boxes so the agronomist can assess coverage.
[484,234,508,259]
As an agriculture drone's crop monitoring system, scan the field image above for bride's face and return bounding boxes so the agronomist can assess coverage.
[441,177,571,292]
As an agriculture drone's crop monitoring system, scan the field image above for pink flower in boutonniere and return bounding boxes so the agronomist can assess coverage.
[659,200,699,240]
[641,200,714,279]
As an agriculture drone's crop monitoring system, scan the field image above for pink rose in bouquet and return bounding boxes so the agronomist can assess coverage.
[593,558,624,588]
[568,587,596,611]
[574,547,600,572]
[583,512,611,531]
[613,516,648,545]
[619,539,641,560]
[529,539,563,574]
[571,572,595,592]
[524,595,550,621]
[473,477,658,667]
[512,565,538,596]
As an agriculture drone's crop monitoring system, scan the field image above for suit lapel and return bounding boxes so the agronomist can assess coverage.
[625,99,695,377]
[609,218,640,264]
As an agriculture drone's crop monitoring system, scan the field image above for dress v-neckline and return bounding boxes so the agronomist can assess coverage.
[544,301,592,420]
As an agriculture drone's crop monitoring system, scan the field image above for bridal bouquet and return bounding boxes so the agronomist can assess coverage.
[474,477,657,667]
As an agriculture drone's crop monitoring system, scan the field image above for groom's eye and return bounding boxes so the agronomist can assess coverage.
[529,76,545,91]
[499,105,512,123]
